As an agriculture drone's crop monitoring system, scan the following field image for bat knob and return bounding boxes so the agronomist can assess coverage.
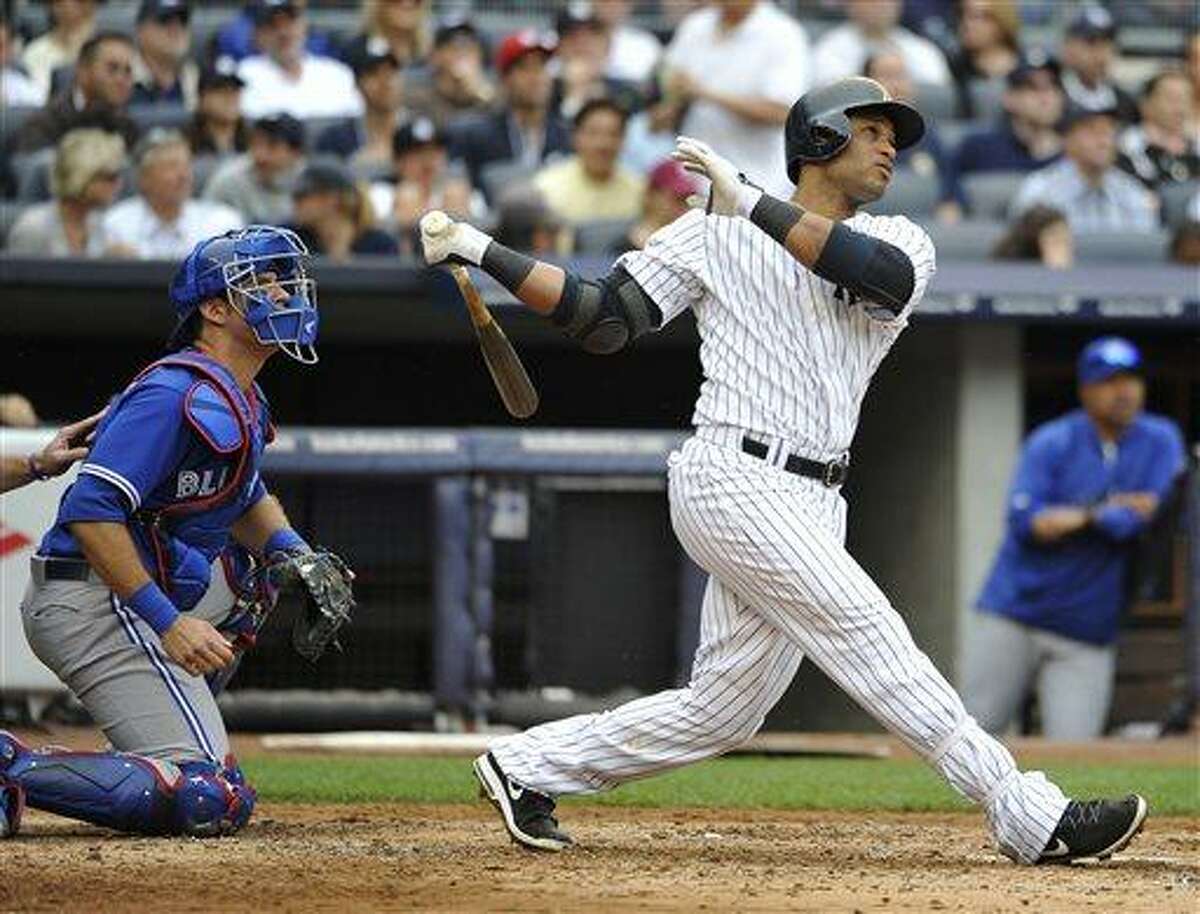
[420,210,451,238]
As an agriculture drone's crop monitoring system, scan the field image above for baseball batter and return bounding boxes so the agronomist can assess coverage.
[0,226,354,840]
[421,78,1147,865]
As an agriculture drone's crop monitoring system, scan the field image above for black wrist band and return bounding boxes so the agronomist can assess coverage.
[481,241,537,295]
[749,194,804,246]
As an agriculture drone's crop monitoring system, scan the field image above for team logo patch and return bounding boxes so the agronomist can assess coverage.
[175,468,229,500]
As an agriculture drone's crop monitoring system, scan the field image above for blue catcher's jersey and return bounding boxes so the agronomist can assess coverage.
[40,350,273,609]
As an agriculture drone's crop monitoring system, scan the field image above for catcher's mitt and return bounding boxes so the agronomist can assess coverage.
[265,548,357,662]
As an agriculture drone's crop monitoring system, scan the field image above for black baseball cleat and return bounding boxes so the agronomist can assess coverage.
[473,752,573,851]
[1037,794,1148,864]
[0,777,24,839]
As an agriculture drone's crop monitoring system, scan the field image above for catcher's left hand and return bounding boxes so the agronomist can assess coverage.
[671,136,764,218]
[266,549,357,662]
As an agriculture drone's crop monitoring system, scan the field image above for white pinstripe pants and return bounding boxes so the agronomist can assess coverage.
[492,435,1069,862]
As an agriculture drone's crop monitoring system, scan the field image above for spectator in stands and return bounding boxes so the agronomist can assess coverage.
[946,0,1021,118]
[288,160,397,260]
[954,54,1063,179]
[101,128,242,258]
[6,127,124,256]
[595,0,661,84]
[660,0,811,196]
[203,113,304,224]
[315,45,406,167]
[342,0,431,69]
[552,3,640,122]
[1169,220,1200,264]
[813,0,950,88]
[0,393,38,427]
[406,20,494,128]
[130,0,196,108]
[13,30,139,153]
[2,12,44,106]
[611,158,700,253]
[992,205,1074,268]
[966,337,1186,740]
[183,63,248,157]
[1118,70,1200,189]
[237,0,362,120]
[864,49,965,223]
[492,187,567,255]
[1059,4,1138,125]
[209,0,336,63]
[21,0,100,100]
[1011,106,1159,234]
[533,97,644,225]
[369,116,480,239]
[450,29,570,199]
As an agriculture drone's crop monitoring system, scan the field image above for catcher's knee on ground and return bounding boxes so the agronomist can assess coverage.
[0,731,255,836]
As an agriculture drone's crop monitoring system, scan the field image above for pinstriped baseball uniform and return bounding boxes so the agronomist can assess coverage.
[490,208,1070,863]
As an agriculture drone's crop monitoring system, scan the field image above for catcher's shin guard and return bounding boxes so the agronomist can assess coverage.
[0,731,255,836]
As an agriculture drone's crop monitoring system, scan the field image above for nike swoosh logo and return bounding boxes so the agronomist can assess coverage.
[506,781,524,802]
[1042,838,1070,858]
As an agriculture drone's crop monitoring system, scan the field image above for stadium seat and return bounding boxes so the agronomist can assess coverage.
[967,78,1005,121]
[12,149,55,203]
[129,105,192,133]
[864,170,941,217]
[0,106,41,152]
[304,116,351,151]
[935,119,979,154]
[962,171,1026,219]
[1161,180,1199,228]
[192,154,221,195]
[481,160,538,203]
[0,201,29,248]
[574,218,635,254]
[921,219,1006,260]
[1074,230,1170,263]
[914,82,957,121]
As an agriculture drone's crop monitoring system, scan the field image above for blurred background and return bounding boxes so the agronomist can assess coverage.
[1,0,1197,742]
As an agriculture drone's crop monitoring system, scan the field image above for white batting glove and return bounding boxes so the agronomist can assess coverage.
[671,136,763,219]
[419,210,493,266]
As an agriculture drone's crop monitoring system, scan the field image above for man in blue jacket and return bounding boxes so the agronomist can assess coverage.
[966,337,1186,739]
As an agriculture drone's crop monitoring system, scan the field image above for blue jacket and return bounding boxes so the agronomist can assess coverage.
[953,117,1062,177]
[976,410,1186,645]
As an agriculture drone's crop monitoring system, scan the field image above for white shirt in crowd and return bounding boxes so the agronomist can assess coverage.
[663,2,811,197]
[606,24,662,83]
[1010,159,1159,235]
[813,21,951,87]
[101,196,244,259]
[4,65,45,107]
[237,53,364,120]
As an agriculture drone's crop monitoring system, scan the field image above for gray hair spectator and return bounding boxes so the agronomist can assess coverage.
[533,97,644,224]
[1117,70,1200,189]
[21,0,101,99]
[660,0,812,196]
[1010,106,1158,234]
[131,0,197,108]
[992,204,1073,269]
[344,0,432,69]
[288,160,398,261]
[236,0,362,120]
[100,128,242,258]
[594,0,661,84]
[406,19,493,127]
[813,0,950,88]
[1059,4,1139,124]
[13,30,139,153]
[946,0,1021,117]
[3,13,44,106]
[315,45,408,166]
[7,127,125,256]
[203,113,305,224]
[183,64,249,157]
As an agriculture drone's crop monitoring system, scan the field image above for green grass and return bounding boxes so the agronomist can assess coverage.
[241,755,1200,816]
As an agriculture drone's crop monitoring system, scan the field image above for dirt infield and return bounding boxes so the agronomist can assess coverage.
[2,803,1196,913]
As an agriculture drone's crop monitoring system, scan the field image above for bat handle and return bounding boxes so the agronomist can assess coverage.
[448,264,494,329]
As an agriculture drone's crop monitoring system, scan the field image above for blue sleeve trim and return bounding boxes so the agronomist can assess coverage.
[76,464,141,512]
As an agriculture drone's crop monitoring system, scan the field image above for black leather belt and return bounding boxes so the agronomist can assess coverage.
[30,556,99,584]
[741,437,850,487]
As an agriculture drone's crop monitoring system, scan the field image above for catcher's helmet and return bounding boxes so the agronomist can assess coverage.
[784,77,926,183]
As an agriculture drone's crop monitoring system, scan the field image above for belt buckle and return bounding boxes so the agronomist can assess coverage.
[822,458,847,488]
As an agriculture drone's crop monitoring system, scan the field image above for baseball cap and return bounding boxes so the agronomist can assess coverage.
[252,113,305,149]
[1057,102,1119,133]
[250,0,299,26]
[1077,337,1142,385]
[137,0,190,23]
[1006,48,1060,88]
[293,160,356,198]
[1066,4,1117,41]
[433,17,481,49]
[198,59,245,92]
[495,29,557,76]
[647,158,702,200]
[347,44,399,78]
[556,1,603,36]
[393,116,446,156]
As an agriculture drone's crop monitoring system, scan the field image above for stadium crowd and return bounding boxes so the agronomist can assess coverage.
[1,0,1197,264]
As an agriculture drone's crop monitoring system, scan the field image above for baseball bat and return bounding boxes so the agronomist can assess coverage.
[448,263,540,420]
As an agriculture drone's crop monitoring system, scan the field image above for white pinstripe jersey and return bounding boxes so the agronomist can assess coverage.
[618,209,937,461]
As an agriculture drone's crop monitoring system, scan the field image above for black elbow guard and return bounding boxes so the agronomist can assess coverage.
[551,266,662,354]
[812,223,915,316]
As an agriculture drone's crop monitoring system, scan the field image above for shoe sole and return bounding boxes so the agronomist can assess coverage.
[472,754,570,852]
[1041,794,1149,865]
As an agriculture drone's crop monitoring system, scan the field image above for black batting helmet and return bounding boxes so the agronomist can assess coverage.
[784,77,925,183]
